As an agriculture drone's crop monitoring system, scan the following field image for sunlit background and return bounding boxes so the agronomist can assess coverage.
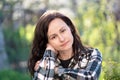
[0,0,120,80]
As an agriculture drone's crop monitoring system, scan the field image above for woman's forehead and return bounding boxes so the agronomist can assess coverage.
[48,18,67,29]
[47,18,68,35]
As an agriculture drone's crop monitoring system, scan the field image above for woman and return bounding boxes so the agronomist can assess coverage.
[28,10,102,80]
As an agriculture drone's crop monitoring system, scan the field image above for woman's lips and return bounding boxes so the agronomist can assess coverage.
[60,41,69,47]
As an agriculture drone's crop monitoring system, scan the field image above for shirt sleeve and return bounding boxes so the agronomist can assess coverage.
[57,49,102,80]
[33,50,56,80]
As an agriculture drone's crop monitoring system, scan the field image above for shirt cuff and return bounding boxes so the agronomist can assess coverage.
[43,50,56,58]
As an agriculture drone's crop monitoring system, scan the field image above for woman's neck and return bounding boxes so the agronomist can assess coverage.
[58,48,73,60]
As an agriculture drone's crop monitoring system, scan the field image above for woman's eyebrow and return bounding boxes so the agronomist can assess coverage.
[60,26,66,30]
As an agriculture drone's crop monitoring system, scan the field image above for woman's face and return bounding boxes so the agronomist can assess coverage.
[47,18,74,52]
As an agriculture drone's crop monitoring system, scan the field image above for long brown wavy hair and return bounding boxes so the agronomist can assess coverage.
[28,10,87,76]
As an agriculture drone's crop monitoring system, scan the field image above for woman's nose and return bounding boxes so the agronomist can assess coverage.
[59,34,64,42]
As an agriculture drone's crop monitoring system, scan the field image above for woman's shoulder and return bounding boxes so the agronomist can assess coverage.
[86,47,101,54]
[85,48,102,59]
[88,48,102,62]
[90,48,102,56]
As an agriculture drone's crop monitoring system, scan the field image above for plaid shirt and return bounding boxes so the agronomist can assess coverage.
[33,48,102,80]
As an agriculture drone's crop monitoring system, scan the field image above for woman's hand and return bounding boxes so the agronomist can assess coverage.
[34,44,57,71]
[34,61,40,71]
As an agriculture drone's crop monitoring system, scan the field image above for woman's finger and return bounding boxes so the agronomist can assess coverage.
[34,61,40,71]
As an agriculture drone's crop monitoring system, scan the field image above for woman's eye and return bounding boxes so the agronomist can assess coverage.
[51,36,56,40]
[61,29,66,33]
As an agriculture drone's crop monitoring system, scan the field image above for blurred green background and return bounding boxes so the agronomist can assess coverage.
[0,0,120,80]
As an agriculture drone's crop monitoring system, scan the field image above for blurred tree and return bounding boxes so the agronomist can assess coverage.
[0,0,9,70]
[110,0,120,53]
[0,24,9,70]
[1,0,48,72]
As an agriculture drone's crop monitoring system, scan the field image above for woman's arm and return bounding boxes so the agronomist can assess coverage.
[33,50,56,80]
[56,49,102,80]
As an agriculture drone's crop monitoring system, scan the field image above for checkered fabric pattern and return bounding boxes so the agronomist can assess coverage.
[33,48,102,80]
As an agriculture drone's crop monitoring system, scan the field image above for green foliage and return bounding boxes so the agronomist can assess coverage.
[0,69,30,80]
[103,60,120,80]
[3,27,30,63]
[3,25,35,72]
[74,0,120,80]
